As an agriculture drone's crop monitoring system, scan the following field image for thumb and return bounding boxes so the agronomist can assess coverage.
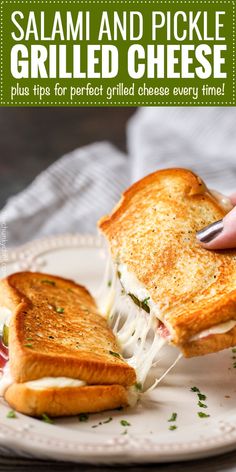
[196,205,236,250]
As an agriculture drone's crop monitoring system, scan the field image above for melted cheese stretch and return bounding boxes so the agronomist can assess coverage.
[107,266,170,387]
[109,288,181,391]
[105,262,236,389]
[116,263,236,341]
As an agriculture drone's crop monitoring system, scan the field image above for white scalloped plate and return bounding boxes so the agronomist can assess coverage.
[1,233,236,464]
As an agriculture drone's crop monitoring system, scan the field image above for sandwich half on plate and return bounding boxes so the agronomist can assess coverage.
[0,272,136,417]
[99,168,236,384]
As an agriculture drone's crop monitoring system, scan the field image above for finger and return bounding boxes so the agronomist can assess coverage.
[196,206,236,250]
[230,193,236,205]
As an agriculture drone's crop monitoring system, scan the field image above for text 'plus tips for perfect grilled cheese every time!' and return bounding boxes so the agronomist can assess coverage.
[0,1,235,106]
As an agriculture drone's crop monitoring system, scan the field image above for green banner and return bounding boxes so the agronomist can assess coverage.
[0,0,235,106]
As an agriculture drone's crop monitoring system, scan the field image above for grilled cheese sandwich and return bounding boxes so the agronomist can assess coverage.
[99,168,236,367]
[0,272,136,417]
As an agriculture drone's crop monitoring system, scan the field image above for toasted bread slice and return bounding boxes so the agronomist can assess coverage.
[5,383,128,417]
[0,272,136,385]
[99,168,236,357]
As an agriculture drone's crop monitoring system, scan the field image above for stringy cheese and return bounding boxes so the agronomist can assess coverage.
[99,259,236,398]
[99,260,181,395]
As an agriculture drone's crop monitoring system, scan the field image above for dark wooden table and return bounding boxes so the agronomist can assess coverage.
[0,107,235,471]
[1,450,236,471]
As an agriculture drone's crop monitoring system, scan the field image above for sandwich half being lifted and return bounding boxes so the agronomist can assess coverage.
[0,272,136,417]
[99,168,236,378]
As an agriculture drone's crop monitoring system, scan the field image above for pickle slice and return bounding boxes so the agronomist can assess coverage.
[2,324,9,347]
[128,293,150,314]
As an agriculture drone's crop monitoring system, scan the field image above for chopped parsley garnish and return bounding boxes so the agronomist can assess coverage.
[198,401,207,409]
[128,293,150,314]
[103,417,113,424]
[26,337,33,341]
[41,280,56,286]
[120,420,131,427]
[7,410,16,419]
[91,418,112,428]
[191,387,210,417]
[108,280,112,287]
[197,393,206,401]
[140,301,150,313]
[109,351,121,359]
[198,401,207,408]
[198,412,210,418]
[135,382,142,392]
[121,430,128,435]
[24,344,33,348]
[56,307,64,314]
[128,293,140,307]
[142,297,150,306]
[79,413,89,422]
[168,412,177,422]
[41,413,53,424]
[232,348,236,353]
[169,425,177,431]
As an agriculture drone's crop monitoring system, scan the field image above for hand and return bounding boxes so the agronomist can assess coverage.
[196,194,236,249]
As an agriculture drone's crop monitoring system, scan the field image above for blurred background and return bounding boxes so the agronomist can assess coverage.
[0,106,235,247]
[0,107,135,208]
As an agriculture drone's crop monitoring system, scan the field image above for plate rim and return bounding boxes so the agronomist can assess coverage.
[2,232,236,463]
[6,232,103,263]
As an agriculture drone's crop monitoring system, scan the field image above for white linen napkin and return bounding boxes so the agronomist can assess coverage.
[1,107,236,247]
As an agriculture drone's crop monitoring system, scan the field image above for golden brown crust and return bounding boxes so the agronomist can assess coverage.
[5,383,128,417]
[170,292,236,345]
[0,272,136,385]
[180,325,236,357]
[98,168,236,355]
[99,168,209,232]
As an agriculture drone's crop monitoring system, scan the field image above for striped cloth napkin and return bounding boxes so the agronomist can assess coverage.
[1,107,236,247]
[0,142,129,247]
[128,107,236,192]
